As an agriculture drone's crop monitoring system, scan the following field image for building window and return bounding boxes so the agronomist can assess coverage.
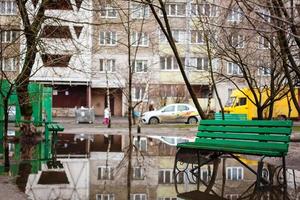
[231,34,244,48]
[159,169,183,184]
[97,166,114,180]
[227,62,242,75]
[133,60,148,73]
[190,30,204,44]
[96,194,115,200]
[258,66,271,76]
[159,30,167,43]
[100,59,116,72]
[133,137,147,151]
[160,29,186,43]
[132,167,144,180]
[191,3,217,17]
[200,168,212,182]
[131,3,149,19]
[187,166,211,183]
[131,32,149,46]
[0,1,17,15]
[226,194,240,200]
[226,167,244,180]
[190,57,208,71]
[100,31,117,45]
[172,30,185,43]
[160,57,184,71]
[1,57,16,71]
[133,87,147,101]
[130,193,147,200]
[227,7,243,22]
[257,9,271,23]
[100,5,117,18]
[1,30,19,43]
[164,3,186,17]
[258,36,271,49]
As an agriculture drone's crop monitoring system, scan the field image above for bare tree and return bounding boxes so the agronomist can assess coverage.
[193,1,293,119]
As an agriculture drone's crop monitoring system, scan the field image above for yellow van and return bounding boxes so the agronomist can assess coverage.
[224,88,299,120]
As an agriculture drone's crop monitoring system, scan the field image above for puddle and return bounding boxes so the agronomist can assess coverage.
[0,133,299,200]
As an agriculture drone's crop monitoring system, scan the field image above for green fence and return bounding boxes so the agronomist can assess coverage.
[0,81,54,174]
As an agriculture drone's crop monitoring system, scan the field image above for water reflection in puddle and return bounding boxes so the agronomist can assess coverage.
[1,133,300,200]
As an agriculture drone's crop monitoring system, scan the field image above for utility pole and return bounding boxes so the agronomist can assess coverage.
[185,0,192,102]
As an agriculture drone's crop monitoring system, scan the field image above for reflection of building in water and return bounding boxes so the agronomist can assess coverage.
[26,159,89,199]
[90,135,178,200]
[24,133,300,200]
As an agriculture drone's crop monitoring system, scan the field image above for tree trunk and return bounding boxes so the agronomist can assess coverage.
[3,97,10,172]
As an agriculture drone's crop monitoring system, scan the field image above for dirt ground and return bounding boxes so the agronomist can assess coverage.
[0,176,27,200]
[266,142,300,170]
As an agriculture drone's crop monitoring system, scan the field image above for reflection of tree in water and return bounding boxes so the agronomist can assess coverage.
[16,162,31,192]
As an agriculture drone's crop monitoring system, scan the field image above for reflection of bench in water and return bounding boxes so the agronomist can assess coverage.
[177,190,225,200]
[174,120,293,197]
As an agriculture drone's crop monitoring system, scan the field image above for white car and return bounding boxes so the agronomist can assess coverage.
[141,103,200,124]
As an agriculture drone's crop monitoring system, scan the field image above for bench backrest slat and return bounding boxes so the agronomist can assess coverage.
[197,132,290,142]
[194,119,292,155]
[200,120,292,127]
[198,126,291,135]
[214,113,247,120]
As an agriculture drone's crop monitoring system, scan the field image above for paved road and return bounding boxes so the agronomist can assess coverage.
[54,116,197,136]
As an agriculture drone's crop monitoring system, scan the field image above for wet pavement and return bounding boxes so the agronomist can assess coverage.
[2,117,300,199]
[53,116,300,171]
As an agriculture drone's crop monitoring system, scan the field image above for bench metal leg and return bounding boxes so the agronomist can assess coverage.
[197,150,200,190]
[256,160,264,188]
[282,156,287,200]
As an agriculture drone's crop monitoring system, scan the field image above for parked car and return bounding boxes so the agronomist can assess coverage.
[141,103,200,124]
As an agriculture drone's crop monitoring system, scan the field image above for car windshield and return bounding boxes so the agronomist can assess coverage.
[225,97,236,107]
[162,105,175,112]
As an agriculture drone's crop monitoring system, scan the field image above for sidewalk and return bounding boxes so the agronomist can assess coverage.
[53,116,197,136]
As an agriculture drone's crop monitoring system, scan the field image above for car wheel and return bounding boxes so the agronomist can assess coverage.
[149,117,159,124]
[188,117,198,124]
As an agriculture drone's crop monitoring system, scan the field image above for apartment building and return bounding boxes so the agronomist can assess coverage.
[2,0,291,117]
[27,0,94,116]
[0,0,20,80]
[89,0,284,116]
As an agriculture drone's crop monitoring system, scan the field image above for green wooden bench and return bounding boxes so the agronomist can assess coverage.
[174,119,293,189]
[214,113,247,120]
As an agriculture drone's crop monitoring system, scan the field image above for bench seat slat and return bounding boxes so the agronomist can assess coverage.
[196,132,290,142]
[195,138,288,152]
[177,142,284,157]
[200,120,293,127]
[198,126,291,135]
